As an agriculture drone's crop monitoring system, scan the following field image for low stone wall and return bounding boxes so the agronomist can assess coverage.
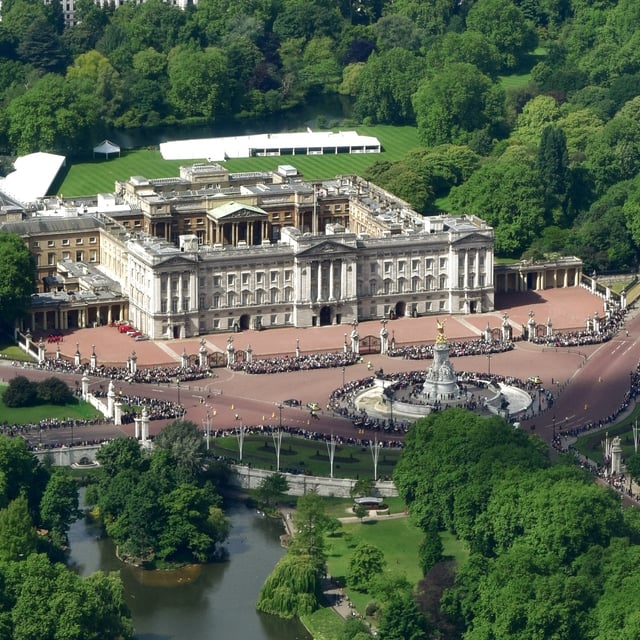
[230,465,398,498]
[33,444,101,466]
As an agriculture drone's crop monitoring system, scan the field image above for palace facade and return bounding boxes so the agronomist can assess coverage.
[4,163,501,337]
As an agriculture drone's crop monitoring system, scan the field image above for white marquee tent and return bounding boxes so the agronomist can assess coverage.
[0,152,66,206]
[93,140,121,158]
[159,130,381,161]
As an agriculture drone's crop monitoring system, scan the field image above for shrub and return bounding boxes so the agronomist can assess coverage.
[2,376,38,407]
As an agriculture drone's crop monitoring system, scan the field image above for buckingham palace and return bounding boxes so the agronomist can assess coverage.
[3,163,497,338]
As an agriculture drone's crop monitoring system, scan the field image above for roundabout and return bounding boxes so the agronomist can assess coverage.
[351,321,533,423]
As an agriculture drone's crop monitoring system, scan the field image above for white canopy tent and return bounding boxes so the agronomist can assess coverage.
[0,152,66,206]
[93,140,121,158]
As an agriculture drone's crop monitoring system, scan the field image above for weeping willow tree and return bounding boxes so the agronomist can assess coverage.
[256,553,322,618]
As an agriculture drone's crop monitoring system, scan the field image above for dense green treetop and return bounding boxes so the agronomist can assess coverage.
[0,233,35,330]
[393,408,549,539]
[93,425,228,565]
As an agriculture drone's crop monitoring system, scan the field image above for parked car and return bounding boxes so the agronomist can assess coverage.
[134,334,149,341]
[283,398,301,407]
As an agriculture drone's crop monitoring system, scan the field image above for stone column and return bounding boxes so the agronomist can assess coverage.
[199,339,207,368]
[134,415,141,439]
[37,339,46,365]
[141,407,150,442]
[611,436,622,475]
[329,260,335,300]
[317,261,323,302]
[380,320,389,355]
[81,372,89,400]
[107,379,115,418]
[74,343,81,368]
[130,351,137,375]
[181,348,189,369]
[90,345,97,371]
[246,344,253,363]
[340,260,347,299]
[114,401,122,426]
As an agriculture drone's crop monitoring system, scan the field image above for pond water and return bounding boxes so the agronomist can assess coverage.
[107,94,353,149]
[67,490,311,640]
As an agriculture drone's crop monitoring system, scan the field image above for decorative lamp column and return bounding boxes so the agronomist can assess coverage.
[246,344,253,364]
[181,348,189,369]
[343,333,348,354]
[74,343,81,368]
[130,350,137,375]
[56,343,61,360]
[90,345,97,371]
[37,339,46,365]
[483,322,491,342]
[134,415,141,439]
[295,338,300,358]
[546,317,553,338]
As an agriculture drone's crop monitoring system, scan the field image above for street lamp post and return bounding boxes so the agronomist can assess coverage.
[235,414,245,462]
[342,366,346,388]
[487,354,492,377]
[203,407,216,450]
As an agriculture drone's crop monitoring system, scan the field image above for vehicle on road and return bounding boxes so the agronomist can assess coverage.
[307,402,320,412]
[283,398,301,407]
[528,375,542,385]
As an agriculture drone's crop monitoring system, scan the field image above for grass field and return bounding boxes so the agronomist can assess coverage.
[573,402,640,466]
[0,385,102,424]
[213,434,402,479]
[55,125,420,197]
[324,517,468,614]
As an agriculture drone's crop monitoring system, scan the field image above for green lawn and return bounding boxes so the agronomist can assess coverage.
[301,607,346,640]
[213,434,402,479]
[0,385,102,424]
[573,403,640,465]
[324,516,468,614]
[55,125,420,197]
[0,342,34,362]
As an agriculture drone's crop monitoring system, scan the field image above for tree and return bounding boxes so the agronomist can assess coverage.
[0,436,46,512]
[377,590,429,640]
[418,526,443,574]
[0,234,35,330]
[95,437,145,479]
[413,63,504,146]
[157,483,229,563]
[1,376,38,408]
[290,490,337,566]
[347,542,385,591]
[537,125,571,224]
[7,553,133,640]
[350,478,375,498]
[256,473,289,508]
[353,48,425,124]
[153,420,208,483]
[39,468,80,547]
[449,146,548,257]
[36,377,74,406]
[393,408,549,539]
[0,494,38,562]
[465,0,538,72]
[256,552,322,618]
[166,45,229,120]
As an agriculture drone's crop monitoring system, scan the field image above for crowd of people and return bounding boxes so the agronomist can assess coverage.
[19,357,215,384]
[387,338,515,360]
[230,351,360,374]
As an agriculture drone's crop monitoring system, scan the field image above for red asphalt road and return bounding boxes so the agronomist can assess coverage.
[5,287,638,447]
